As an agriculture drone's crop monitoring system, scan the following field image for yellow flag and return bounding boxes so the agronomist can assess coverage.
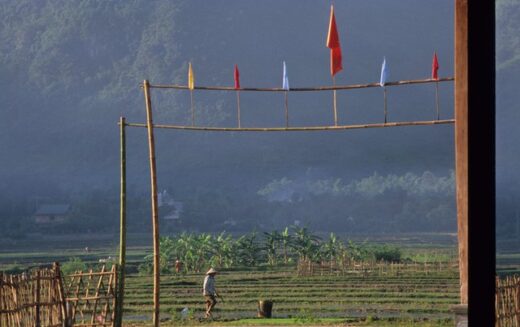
[188,62,195,90]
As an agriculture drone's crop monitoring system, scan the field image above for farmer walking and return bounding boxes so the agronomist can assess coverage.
[203,268,219,318]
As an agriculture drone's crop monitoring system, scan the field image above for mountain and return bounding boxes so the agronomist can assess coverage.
[0,1,517,235]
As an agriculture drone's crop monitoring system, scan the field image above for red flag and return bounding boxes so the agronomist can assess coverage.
[234,64,240,89]
[327,5,343,76]
[431,52,439,80]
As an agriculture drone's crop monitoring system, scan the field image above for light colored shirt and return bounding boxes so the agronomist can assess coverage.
[203,275,216,296]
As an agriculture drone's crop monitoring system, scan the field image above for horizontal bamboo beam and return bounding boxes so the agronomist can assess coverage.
[124,119,454,132]
[65,295,114,302]
[66,272,115,278]
[147,77,454,92]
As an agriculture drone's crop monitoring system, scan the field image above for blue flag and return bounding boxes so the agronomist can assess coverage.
[282,61,289,90]
[380,57,388,87]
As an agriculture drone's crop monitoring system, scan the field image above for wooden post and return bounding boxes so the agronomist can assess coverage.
[455,0,495,325]
[116,117,127,327]
[454,0,469,306]
[143,80,161,326]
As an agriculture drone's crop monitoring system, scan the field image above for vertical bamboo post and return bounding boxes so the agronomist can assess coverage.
[35,270,41,327]
[435,82,440,120]
[190,90,195,126]
[332,77,338,125]
[383,87,388,123]
[284,91,289,128]
[143,80,161,327]
[454,0,468,306]
[236,91,241,128]
[116,116,127,327]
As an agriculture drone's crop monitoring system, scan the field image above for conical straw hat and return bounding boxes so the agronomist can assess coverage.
[206,268,218,275]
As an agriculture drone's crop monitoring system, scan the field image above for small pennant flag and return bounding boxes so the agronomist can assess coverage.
[380,57,388,87]
[234,64,240,89]
[282,61,289,90]
[431,52,439,80]
[188,62,195,90]
[326,5,343,76]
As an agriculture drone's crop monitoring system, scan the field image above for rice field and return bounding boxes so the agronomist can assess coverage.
[120,264,459,325]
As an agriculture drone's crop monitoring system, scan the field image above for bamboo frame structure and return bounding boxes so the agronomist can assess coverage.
[0,263,67,327]
[65,265,118,327]
[125,76,455,326]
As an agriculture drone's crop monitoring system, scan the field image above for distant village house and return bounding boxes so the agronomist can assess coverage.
[158,190,183,223]
[33,204,71,224]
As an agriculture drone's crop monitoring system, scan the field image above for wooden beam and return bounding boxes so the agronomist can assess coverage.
[143,80,161,327]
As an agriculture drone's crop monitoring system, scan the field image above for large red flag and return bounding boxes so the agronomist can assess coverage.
[431,52,439,80]
[327,5,343,76]
[234,64,240,89]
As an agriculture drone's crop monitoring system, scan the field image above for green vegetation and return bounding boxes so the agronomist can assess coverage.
[134,228,427,276]
[121,265,459,325]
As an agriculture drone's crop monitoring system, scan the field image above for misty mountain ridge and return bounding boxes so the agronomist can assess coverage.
[0,1,517,236]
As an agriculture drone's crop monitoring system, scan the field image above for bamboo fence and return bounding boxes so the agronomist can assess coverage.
[65,265,118,327]
[0,263,66,327]
[297,259,459,277]
[496,275,520,327]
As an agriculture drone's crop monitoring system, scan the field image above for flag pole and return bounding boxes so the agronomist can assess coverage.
[236,90,241,128]
[384,86,388,124]
[435,81,440,120]
[190,90,195,126]
[285,91,289,127]
[333,76,338,125]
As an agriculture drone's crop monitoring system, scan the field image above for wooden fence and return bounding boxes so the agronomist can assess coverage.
[65,264,118,327]
[297,259,458,276]
[496,275,520,327]
[0,262,67,327]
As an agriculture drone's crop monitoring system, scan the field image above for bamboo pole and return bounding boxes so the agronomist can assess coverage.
[125,119,454,132]
[435,82,440,120]
[236,91,241,128]
[284,91,289,127]
[190,90,195,126]
[90,266,105,325]
[332,76,338,126]
[142,80,161,327]
[148,76,454,91]
[36,270,40,327]
[116,117,126,327]
[383,86,388,124]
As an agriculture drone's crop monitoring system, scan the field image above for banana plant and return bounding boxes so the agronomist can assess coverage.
[236,232,263,266]
[280,227,293,264]
[263,230,281,266]
[291,226,321,262]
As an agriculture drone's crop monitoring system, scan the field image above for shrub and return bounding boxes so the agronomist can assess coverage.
[61,257,87,276]
[372,245,402,263]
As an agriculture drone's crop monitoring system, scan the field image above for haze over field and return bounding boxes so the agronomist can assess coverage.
[0,1,517,238]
